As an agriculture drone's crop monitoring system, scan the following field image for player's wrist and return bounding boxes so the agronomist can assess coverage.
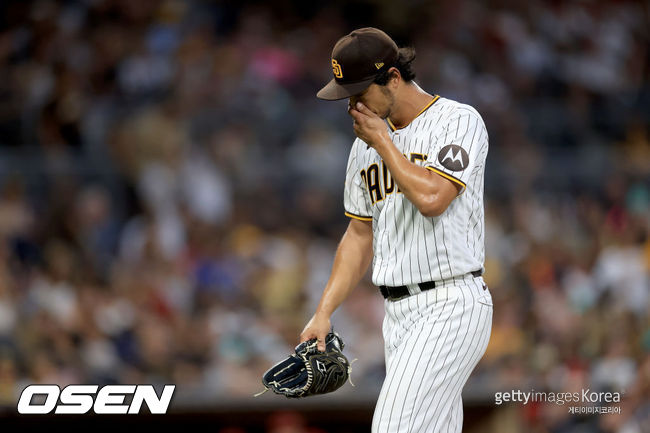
[314,308,333,320]
[370,132,393,153]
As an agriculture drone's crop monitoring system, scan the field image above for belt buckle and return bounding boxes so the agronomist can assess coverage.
[380,285,410,301]
[392,285,410,300]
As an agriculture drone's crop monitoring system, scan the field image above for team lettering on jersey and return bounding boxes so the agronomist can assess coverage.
[360,153,428,205]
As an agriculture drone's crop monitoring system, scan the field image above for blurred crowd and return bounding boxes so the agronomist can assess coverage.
[0,0,648,432]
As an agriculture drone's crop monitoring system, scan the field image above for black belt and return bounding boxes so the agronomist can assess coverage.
[379,270,483,301]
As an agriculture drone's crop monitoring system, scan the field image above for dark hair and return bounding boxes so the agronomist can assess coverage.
[373,47,416,85]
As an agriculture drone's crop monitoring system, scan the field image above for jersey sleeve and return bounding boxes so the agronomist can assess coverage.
[424,107,488,195]
[343,142,372,221]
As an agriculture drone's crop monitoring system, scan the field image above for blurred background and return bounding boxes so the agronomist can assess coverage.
[0,0,648,431]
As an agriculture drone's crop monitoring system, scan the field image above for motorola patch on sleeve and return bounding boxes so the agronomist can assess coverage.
[438,145,469,171]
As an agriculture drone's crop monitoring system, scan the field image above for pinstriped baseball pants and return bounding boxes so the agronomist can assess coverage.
[371,276,493,433]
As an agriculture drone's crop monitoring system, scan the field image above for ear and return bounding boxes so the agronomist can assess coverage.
[387,67,401,90]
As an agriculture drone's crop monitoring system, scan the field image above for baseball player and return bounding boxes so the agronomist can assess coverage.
[300,28,493,432]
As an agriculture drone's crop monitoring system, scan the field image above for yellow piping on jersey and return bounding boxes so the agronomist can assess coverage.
[345,212,372,222]
[387,95,440,132]
[425,166,466,195]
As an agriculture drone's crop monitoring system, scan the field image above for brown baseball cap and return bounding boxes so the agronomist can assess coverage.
[317,28,398,101]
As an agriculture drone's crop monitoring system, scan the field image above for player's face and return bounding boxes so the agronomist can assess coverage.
[349,84,394,119]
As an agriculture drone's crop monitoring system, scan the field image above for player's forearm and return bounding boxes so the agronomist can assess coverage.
[375,134,447,217]
[315,220,373,317]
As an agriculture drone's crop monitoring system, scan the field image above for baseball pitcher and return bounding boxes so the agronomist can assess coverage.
[301,27,493,433]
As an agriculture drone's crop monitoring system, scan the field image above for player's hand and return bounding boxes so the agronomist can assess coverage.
[348,102,389,149]
[300,312,331,352]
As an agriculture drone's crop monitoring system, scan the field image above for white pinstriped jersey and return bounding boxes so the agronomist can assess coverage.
[344,95,488,287]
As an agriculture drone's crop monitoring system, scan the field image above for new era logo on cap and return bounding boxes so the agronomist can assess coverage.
[317,28,399,101]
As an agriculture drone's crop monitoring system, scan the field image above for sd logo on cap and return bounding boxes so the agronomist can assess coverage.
[317,28,399,101]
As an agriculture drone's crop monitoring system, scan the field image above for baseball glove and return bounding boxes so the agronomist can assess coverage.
[257,331,352,398]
